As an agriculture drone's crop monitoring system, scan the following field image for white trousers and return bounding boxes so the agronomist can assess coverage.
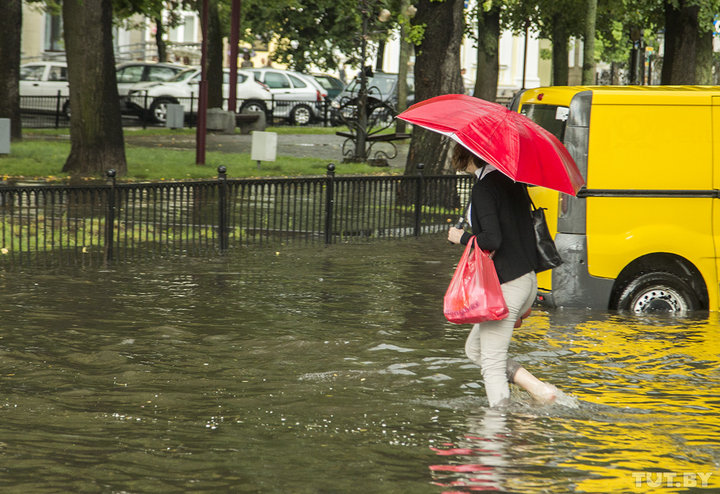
[464,271,537,407]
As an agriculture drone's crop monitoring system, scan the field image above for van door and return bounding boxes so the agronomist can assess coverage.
[712,97,720,310]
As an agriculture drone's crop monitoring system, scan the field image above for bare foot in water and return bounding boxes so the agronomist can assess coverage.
[512,367,558,404]
[531,383,559,404]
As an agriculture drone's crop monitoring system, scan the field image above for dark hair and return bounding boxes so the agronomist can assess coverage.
[451,142,486,172]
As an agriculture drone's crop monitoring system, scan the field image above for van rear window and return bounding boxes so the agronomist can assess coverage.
[520,104,569,141]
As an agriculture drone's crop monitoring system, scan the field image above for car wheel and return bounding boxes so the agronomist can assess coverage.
[289,104,313,126]
[616,271,700,314]
[149,97,176,124]
[239,100,267,116]
[62,100,71,119]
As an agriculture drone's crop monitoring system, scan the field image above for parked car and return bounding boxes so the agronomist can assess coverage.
[20,61,189,119]
[312,73,345,100]
[330,71,415,126]
[116,62,187,97]
[19,61,70,117]
[247,68,328,125]
[125,68,272,124]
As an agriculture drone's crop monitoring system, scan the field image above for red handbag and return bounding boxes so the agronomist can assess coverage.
[444,236,509,324]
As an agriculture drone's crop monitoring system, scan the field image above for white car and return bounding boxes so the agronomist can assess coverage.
[20,61,71,117]
[126,68,273,124]
[247,68,328,125]
[116,62,187,97]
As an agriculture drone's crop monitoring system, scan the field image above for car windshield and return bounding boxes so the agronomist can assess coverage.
[520,104,569,141]
[169,69,198,82]
[20,65,47,81]
[346,75,395,96]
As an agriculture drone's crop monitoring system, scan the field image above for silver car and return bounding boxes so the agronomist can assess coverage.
[247,68,328,125]
[126,68,273,124]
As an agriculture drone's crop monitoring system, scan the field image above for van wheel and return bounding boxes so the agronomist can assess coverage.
[616,272,700,314]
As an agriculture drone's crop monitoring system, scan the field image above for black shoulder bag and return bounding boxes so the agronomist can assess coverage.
[525,186,563,273]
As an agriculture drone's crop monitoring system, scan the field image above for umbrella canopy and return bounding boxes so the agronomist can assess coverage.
[396,94,585,196]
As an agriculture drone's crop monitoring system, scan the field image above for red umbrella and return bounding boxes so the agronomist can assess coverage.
[396,94,585,196]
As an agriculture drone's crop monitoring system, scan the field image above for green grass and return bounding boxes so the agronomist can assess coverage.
[3,127,396,181]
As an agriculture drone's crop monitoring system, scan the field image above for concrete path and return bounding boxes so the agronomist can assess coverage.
[124,130,411,171]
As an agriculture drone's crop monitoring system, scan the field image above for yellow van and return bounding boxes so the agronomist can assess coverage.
[512,86,720,313]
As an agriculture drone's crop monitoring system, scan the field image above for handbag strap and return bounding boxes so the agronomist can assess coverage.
[524,184,539,211]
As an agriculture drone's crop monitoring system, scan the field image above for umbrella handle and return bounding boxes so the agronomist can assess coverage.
[454,217,466,229]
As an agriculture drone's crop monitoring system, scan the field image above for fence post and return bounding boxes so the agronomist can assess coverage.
[218,165,228,251]
[55,90,62,129]
[105,169,117,263]
[324,163,335,244]
[189,93,195,128]
[414,163,425,236]
[142,91,148,130]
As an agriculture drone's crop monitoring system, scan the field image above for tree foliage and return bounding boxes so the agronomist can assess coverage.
[241,0,401,72]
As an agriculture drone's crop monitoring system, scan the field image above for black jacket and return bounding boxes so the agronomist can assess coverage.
[460,171,537,284]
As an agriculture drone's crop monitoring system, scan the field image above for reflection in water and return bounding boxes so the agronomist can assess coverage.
[0,237,718,492]
[427,307,719,493]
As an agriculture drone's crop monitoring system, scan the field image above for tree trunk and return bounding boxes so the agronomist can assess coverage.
[0,0,22,140]
[207,0,224,109]
[395,20,413,134]
[155,16,167,63]
[581,0,597,85]
[473,5,500,101]
[661,1,712,84]
[62,0,127,176]
[551,16,569,85]
[695,30,713,84]
[405,0,464,176]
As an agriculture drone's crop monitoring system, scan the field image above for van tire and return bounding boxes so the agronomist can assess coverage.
[616,271,700,314]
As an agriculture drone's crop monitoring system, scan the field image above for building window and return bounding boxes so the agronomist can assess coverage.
[44,14,64,52]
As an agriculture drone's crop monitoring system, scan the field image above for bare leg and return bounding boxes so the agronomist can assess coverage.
[510,366,558,404]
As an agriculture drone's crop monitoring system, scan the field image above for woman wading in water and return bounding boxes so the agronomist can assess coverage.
[447,143,558,407]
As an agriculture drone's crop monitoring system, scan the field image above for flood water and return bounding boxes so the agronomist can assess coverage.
[1,236,718,493]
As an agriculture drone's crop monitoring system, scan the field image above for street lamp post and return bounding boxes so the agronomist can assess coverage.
[352,2,391,162]
[355,11,370,161]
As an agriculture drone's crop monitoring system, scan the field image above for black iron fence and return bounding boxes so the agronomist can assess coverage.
[0,166,473,265]
[20,93,339,129]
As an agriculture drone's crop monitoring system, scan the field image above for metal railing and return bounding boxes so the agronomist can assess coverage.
[0,166,472,265]
[20,93,340,129]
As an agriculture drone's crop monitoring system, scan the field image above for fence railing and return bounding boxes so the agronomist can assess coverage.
[20,93,339,129]
[0,166,473,265]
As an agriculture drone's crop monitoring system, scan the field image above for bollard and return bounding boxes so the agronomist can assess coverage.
[0,119,10,155]
[324,163,336,245]
[55,90,62,129]
[218,166,228,251]
[105,169,117,263]
[414,163,425,236]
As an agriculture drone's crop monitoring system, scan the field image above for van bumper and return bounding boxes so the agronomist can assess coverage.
[537,233,614,309]
[535,289,556,308]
